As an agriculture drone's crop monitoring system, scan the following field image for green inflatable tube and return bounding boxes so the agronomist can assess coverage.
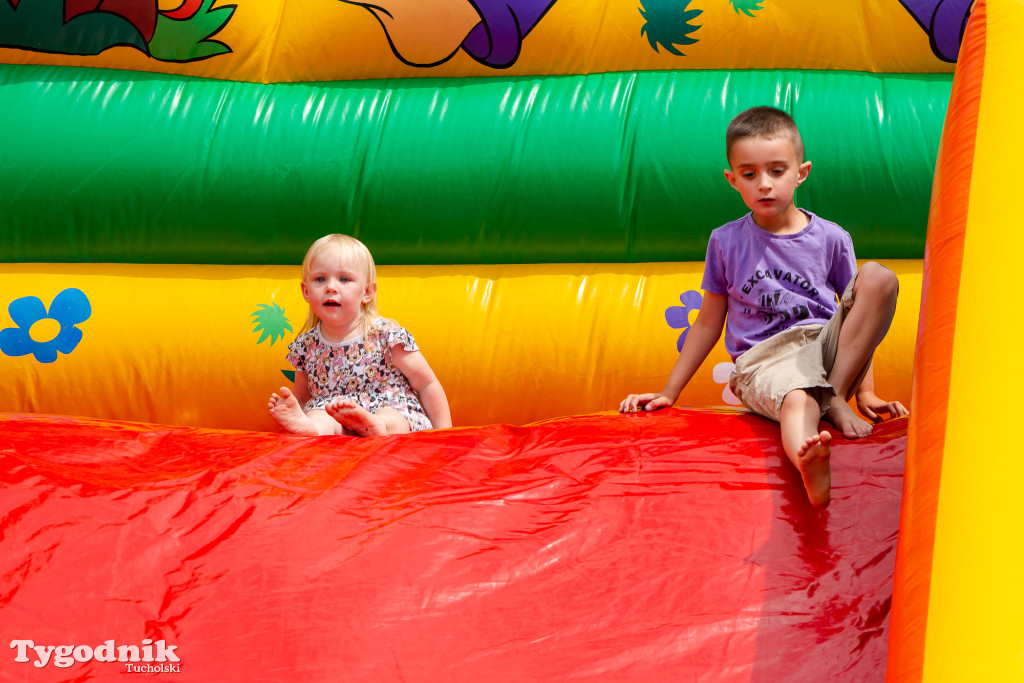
[0,65,949,265]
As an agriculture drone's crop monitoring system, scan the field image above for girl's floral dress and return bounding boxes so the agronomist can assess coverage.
[286,318,432,431]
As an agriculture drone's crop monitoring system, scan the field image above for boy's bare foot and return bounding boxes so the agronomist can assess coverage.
[268,387,318,436]
[825,400,873,439]
[326,400,388,437]
[797,430,832,508]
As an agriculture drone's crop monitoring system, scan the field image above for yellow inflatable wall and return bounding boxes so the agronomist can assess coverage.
[0,0,953,83]
[0,261,919,430]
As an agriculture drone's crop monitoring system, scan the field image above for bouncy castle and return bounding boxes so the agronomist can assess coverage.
[0,0,1019,679]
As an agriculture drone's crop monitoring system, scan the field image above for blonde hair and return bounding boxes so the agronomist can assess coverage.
[726,106,805,165]
[298,234,380,337]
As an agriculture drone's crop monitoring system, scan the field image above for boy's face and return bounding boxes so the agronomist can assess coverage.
[724,135,811,229]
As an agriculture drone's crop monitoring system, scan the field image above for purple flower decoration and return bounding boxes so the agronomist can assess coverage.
[665,290,703,351]
[0,288,92,363]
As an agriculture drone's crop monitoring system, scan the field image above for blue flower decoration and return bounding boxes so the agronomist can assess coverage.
[665,290,703,351]
[0,288,92,363]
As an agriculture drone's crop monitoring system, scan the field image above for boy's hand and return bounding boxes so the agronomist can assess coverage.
[856,391,909,423]
[619,393,672,413]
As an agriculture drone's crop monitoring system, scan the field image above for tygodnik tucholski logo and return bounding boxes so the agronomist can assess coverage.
[10,639,181,672]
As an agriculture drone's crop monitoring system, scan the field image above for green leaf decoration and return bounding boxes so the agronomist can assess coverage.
[251,303,293,346]
[730,0,765,18]
[639,0,703,56]
[149,0,235,62]
[281,370,295,383]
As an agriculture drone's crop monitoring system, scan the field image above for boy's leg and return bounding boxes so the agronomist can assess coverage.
[825,261,899,438]
[779,388,833,508]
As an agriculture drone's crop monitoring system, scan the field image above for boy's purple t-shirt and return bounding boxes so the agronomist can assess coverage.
[701,211,857,361]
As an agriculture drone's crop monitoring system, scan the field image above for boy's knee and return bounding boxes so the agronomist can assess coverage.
[782,388,818,410]
[856,261,899,299]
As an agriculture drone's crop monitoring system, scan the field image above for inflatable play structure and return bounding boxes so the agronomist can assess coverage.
[0,0,1016,679]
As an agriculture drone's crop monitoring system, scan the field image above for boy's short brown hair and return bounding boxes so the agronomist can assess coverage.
[726,106,805,164]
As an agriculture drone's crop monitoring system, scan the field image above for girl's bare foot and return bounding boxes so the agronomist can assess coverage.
[825,400,873,439]
[326,400,388,437]
[268,387,318,436]
[797,430,832,508]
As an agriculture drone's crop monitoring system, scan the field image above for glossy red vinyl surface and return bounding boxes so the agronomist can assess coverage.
[0,408,905,682]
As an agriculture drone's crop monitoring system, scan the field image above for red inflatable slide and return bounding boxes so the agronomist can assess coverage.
[1,409,905,681]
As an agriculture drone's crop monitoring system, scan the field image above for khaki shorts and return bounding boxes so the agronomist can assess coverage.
[728,273,870,422]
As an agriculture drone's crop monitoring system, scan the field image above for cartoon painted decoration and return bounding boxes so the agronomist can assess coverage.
[345,0,559,68]
[899,0,975,61]
[635,0,970,62]
[250,303,293,346]
[0,288,91,363]
[665,290,703,351]
[462,0,557,67]
[712,362,741,405]
[251,302,297,382]
[729,0,764,18]
[0,0,967,79]
[639,0,702,55]
[0,0,234,62]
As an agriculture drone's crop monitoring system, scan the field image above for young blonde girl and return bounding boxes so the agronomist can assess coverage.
[268,234,451,437]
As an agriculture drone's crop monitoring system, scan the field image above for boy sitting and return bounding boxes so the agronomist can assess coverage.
[620,106,908,508]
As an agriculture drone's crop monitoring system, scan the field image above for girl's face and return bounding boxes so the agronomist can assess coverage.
[301,247,376,343]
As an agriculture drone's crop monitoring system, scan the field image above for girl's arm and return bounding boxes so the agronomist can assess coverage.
[619,291,728,412]
[392,347,453,429]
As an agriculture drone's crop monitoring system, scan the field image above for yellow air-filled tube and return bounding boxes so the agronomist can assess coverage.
[0,261,920,432]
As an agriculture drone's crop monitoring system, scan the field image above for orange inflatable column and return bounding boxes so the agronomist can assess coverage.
[887,1,1024,679]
